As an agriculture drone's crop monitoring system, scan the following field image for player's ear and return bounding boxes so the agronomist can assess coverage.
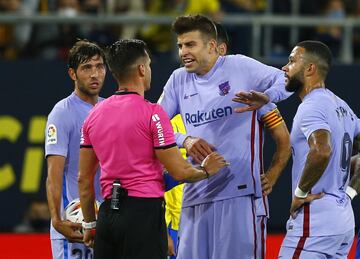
[209,39,217,53]
[305,63,316,77]
[68,68,77,81]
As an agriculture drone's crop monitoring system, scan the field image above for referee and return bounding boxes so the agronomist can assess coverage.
[78,39,228,259]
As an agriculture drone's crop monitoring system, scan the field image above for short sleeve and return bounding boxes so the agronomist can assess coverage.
[158,71,180,119]
[257,102,277,120]
[260,107,285,130]
[354,117,360,137]
[80,118,92,148]
[151,105,176,149]
[45,107,71,157]
[299,104,331,140]
[235,55,291,103]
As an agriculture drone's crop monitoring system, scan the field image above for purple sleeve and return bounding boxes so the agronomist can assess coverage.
[257,102,277,120]
[158,72,180,119]
[158,72,189,147]
[45,107,70,157]
[237,55,291,103]
[299,104,331,140]
[354,118,360,137]
[151,105,176,148]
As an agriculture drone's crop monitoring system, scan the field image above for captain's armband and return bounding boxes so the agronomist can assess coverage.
[261,108,284,129]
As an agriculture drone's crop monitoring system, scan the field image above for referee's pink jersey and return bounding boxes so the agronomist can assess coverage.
[81,92,176,199]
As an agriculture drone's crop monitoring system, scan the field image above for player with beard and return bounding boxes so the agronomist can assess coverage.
[164,21,230,258]
[45,40,106,259]
[277,40,360,258]
[159,14,292,259]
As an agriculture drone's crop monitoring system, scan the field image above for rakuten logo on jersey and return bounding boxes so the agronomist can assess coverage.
[152,114,165,146]
[185,106,232,127]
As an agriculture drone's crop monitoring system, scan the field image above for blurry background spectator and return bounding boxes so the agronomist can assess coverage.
[24,0,82,59]
[13,196,50,233]
[106,0,145,39]
[221,0,266,55]
[0,0,360,62]
[0,0,39,59]
[349,0,360,59]
[139,0,221,60]
[314,0,346,57]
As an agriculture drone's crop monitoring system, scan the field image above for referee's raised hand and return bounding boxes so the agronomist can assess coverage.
[201,152,229,177]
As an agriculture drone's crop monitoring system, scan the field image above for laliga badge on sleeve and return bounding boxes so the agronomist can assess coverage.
[46,124,57,145]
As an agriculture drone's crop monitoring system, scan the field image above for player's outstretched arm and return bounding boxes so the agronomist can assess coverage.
[78,148,99,247]
[156,147,227,182]
[232,91,270,113]
[261,122,291,195]
[46,155,83,243]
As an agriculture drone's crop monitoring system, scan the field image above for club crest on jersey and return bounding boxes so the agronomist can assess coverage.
[218,81,230,96]
[46,124,57,145]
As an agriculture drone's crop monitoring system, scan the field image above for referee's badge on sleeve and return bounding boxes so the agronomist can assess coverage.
[46,124,57,145]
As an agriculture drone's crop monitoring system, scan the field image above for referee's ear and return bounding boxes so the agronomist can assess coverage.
[138,64,145,77]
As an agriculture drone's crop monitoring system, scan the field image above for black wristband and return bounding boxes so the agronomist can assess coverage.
[200,166,210,178]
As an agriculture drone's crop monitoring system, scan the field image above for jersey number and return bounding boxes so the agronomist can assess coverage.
[340,132,352,188]
[72,248,92,259]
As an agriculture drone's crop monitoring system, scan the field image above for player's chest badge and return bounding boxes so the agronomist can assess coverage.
[218,81,231,96]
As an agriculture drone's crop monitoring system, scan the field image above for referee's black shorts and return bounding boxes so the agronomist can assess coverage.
[94,197,167,259]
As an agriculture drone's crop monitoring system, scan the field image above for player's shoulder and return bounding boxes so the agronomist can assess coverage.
[224,54,277,70]
[298,89,334,117]
[165,67,192,92]
[225,54,260,64]
[171,66,187,76]
[48,94,75,117]
[303,88,333,106]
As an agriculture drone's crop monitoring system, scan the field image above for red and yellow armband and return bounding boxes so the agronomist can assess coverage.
[261,108,284,129]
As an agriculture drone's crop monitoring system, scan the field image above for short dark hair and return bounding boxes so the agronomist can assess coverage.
[172,14,217,41]
[68,39,105,70]
[296,40,332,79]
[214,22,229,49]
[106,39,148,80]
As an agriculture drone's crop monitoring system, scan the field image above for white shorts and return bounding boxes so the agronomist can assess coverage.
[177,195,268,259]
[51,239,93,259]
[278,229,354,259]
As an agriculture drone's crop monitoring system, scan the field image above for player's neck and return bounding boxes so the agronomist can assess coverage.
[299,80,325,100]
[196,54,219,76]
[74,89,98,105]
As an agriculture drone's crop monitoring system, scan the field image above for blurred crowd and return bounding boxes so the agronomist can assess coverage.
[1,0,360,61]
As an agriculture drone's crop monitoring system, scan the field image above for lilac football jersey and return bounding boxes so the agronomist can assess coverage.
[159,55,289,207]
[287,88,360,236]
[45,92,103,239]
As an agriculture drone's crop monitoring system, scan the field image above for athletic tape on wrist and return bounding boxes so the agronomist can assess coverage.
[294,186,309,198]
[82,221,96,230]
[346,186,357,200]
